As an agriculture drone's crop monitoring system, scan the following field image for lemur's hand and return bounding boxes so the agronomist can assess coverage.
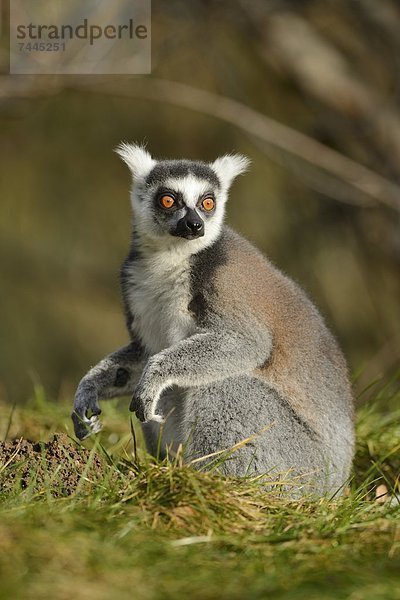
[129,356,167,423]
[71,382,103,440]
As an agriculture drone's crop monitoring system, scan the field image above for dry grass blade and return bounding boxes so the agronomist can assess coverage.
[0,437,23,473]
[189,422,276,465]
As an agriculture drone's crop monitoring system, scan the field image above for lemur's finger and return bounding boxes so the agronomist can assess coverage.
[71,410,91,440]
[72,383,102,439]
[71,411,103,440]
[87,414,103,434]
[129,394,165,424]
[129,394,145,421]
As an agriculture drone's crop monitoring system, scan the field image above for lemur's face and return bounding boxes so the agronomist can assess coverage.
[116,144,250,253]
[138,162,222,245]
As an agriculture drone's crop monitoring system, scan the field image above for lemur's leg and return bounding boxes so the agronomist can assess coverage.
[72,341,146,440]
[130,323,272,423]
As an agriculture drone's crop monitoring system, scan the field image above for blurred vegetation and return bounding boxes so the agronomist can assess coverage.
[0,0,399,404]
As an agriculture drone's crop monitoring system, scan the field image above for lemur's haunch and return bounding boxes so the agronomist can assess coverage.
[72,144,354,496]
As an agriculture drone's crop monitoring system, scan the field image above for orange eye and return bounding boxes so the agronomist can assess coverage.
[160,195,175,209]
[202,198,215,211]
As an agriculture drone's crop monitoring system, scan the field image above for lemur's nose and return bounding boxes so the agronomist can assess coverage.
[173,208,205,239]
[185,209,204,236]
[188,219,203,232]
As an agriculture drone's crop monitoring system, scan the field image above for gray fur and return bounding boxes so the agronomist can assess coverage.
[72,341,146,440]
[145,160,220,188]
[72,144,354,496]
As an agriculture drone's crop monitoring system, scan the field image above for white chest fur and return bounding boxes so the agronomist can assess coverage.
[126,252,196,355]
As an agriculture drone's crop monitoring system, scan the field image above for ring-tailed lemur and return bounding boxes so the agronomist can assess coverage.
[72,143,354,495]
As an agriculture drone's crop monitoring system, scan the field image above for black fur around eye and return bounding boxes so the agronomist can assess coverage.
[155,189,183,210]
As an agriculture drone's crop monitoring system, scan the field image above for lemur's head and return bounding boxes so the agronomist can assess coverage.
[116,143,249,253]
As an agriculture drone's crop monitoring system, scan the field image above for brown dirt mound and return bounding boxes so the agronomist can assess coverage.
[0,433,106,497]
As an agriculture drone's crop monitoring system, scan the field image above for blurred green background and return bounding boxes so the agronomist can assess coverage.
[0,0,399,406]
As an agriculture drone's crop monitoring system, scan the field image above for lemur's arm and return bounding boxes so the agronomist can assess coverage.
[72,341,147,439]
[130,320,272,423]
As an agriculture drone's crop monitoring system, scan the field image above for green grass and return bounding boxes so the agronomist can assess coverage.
[0,381,399,600]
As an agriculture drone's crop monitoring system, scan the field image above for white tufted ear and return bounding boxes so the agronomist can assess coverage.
[115,143,156,180]
[211,154,250,189]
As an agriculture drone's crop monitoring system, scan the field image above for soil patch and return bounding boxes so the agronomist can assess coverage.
[0,433,106,497]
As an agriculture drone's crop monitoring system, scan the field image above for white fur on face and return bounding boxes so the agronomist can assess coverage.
[162,175,213,209]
